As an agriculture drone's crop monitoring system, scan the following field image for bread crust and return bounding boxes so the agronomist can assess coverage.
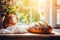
[27,22,53,34]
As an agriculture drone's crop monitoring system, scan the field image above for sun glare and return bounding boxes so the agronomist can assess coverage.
[9,0,47,23]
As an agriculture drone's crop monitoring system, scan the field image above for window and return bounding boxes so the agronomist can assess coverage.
[10,0,47,24]
[57,9,60,24]
[50,0,60,27]
[57,0,60,24]
[57,0,60,5]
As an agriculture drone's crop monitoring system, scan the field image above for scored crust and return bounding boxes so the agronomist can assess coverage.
[27,22,53,34]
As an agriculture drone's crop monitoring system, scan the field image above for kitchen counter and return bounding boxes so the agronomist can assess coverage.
[0,29,60,40]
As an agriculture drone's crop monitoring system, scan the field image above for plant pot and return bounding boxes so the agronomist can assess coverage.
[3,14,18,28]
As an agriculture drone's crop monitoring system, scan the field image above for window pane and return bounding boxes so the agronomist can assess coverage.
[15,0,24,6]
[9,0,47,24]
[32,9,40,22]
[32,0,37,6]
[23,0,30,7]
[17,8,30,23]
[57,9,60,24]
[57,0,60,5]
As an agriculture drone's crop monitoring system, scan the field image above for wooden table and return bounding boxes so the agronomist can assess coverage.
[0,29,60,40]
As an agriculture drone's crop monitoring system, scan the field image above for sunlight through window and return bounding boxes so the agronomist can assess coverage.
[8,0,47,24]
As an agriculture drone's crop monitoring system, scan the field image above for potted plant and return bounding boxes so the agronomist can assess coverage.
[0,0,18,28]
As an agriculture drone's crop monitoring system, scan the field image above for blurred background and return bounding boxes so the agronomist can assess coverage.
[0,0,60,28]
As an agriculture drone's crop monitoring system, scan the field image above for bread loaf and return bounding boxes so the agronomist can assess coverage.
[27,21,53,34]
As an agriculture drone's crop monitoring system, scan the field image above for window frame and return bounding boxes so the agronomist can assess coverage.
[49,0,60,27]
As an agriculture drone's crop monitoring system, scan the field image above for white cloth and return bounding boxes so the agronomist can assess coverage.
[0,24,29,34]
